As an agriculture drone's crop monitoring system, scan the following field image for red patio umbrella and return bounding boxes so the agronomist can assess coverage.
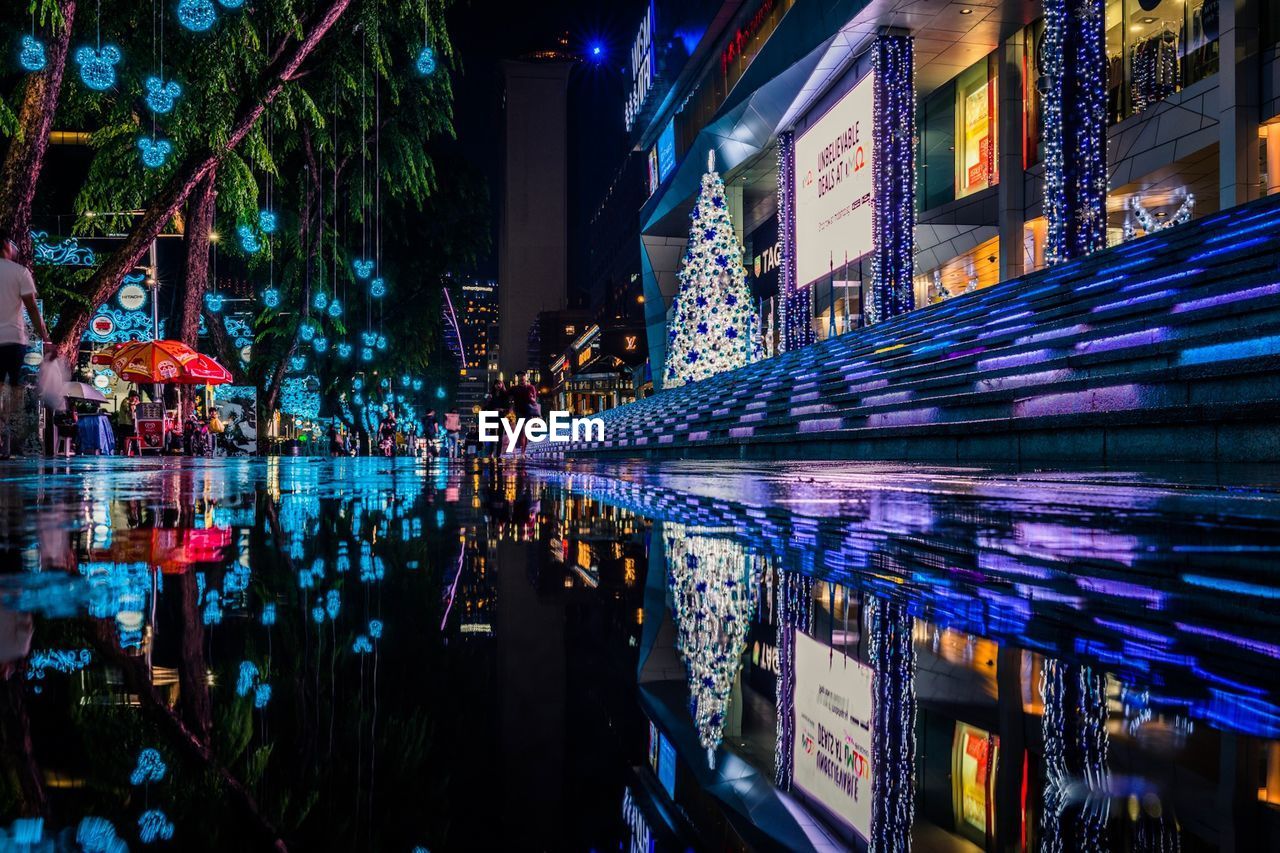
[108,340,232,385]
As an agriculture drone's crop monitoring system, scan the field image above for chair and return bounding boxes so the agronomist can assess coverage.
[56,434,75,457]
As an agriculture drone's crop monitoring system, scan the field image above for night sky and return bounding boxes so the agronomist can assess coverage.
[445,0,639,304]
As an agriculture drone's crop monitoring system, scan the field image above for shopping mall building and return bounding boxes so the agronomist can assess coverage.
[617,0,1280,387]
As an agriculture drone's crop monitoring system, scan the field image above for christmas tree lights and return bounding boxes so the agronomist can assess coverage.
[663,151,763,388]
[664,524,762,765]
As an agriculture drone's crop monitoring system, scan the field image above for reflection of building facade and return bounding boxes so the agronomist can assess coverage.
[539,468,1280,852]
[456,280,497,431]
[615,0,1277,388]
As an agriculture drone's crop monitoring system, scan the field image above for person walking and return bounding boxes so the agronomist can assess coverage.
[0,230,52,458]
[507,372,540,454]
[482,379,509,459]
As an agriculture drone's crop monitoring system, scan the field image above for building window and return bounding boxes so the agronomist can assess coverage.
[918,82,956,211]
[1105,0,1219,123]
[955,56,998,199]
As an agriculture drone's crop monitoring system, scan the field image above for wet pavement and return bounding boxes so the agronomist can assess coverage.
[0,457,1276,851]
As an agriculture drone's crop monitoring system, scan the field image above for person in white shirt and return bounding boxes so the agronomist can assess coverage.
[0,230,52,457]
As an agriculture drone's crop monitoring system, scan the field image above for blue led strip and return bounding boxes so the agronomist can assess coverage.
[1043,0,1107,264]
[871,35,915,322]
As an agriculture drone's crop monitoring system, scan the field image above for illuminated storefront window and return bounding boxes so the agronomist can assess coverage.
[955,57,999,199]
[1104,0,1219,122]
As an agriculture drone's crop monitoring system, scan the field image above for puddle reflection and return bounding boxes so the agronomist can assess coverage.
[0,458,1275,851]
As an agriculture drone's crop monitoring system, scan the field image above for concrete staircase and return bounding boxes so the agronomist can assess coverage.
[542,191,1280,464]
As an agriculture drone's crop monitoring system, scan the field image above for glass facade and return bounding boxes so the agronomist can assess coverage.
[1104,0,1219,123]
[956,57,999,199]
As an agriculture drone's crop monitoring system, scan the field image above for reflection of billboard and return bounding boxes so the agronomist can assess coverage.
[794,73,874,289]
[647,719,677,799]
[792,630,874,839]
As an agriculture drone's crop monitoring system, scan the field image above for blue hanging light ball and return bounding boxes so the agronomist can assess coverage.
[237,224,261,254]
[176,0,217,32]
[314,336,329,353]
[258,209,277,234]
[361,347,373,362]
[137,137,173,169]
[290,355,307,372]
[19,35,47,72]
[299,322,316,342]
[353,259,374,279]
[327,298,342,319]
[313,291,329,311]
[337,342,352,358]
[416,45,437,76]
[361,331,377,347]
[379,378,390,390]
[205,292,224,312]
[412,379,423,392]
[262,287,280,308]
[376,334,387,351]
[144,77,181,114]
[216,0,245,8]
[352,377,364,391]
[76,45,121,91]
[370,277,386,298]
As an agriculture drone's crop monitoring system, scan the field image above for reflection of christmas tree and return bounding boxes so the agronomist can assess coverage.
[664,524,763,765]
[664,152,763,389]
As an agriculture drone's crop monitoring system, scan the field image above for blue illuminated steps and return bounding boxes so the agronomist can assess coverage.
[539,190,1280,464]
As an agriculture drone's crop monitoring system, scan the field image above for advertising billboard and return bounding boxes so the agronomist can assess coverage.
[792,629,874,840]
[657,120,677,183]
[794,73,875,289]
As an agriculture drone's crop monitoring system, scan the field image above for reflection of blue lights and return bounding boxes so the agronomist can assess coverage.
[325,589,341,619]
[352,635,373,654]
[254,683,271,708]
[77,816,123,851]
[130,748,167,785]
[261,602,276,626]
[368,619,383,639]
[26,648,91,679]
[236,660,258,697]
[202,590,222,625]
[138,809,174,844]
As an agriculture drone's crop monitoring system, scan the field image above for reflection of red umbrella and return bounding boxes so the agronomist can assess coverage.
[109,340,232,385]
[95,526,233,574]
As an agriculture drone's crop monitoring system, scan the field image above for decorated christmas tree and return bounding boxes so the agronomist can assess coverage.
[663,152,764,388]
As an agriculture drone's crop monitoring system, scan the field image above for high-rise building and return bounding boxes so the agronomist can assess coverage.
[498,56,574,375]
[456,280,497,430]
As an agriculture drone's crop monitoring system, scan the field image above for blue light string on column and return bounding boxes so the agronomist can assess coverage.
[868,595,916,852]
[1043,0,1107,264]
[871,34,916,323]
[774,569,812,790]
[776,131,814,353]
